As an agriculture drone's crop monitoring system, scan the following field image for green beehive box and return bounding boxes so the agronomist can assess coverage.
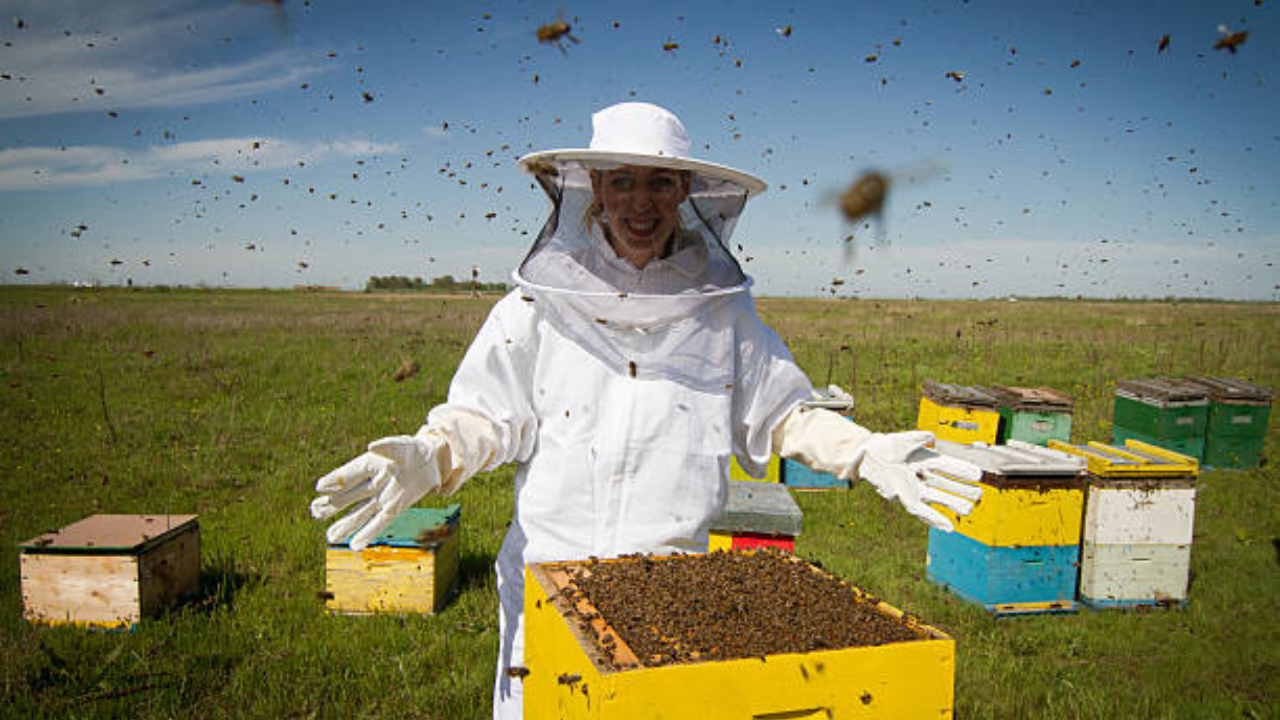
[1182,377,1272,469]
[1111,426,1205,463]
[1113,379,1209,460]
[987,386,1074,446]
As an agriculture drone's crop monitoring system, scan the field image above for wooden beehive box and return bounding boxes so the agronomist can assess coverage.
[1048,440,1198,609]
[1113,378,1210,461]
[523,552,954,719]
[1181,376,1272,469]
[986,384,1075,446]
[707,481,802,553]
[19,514,200,630]
[917,381,1002,445]
[927,440,1086,615]
[325,505,460,615]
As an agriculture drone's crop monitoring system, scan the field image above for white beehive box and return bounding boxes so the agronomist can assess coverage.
[1049,440,1198,609]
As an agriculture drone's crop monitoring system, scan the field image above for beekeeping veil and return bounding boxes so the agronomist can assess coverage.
[514,102,765,337]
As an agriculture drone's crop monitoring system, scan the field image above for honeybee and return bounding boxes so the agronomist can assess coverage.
[1214,24,1247,53]
[523,160,559,177]
[827,159,944,262]
[944,70,965,82]
[536,11,580,54]
[1158,34,1171,52]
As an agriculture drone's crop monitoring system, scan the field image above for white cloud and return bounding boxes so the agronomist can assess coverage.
[0,1,327,119]
[0,137,402,191]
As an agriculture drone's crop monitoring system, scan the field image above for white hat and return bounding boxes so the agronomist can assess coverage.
[518,102,767,197]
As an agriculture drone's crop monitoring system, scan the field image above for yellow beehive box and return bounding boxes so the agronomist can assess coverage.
[325,505,460,615]
[19,514,200,630]
[917,382,1002,445]
[932,440,1087,547]
[523,554,954,719]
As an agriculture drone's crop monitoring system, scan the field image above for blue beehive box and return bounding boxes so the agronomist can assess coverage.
[926,441,1086,615]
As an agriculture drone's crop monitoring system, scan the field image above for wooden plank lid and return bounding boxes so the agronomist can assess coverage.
[1180,376,1272,403]
[922,380,1000,409]
[985,385,1075,412]
[18,514,198,554]
[1115,377,1209,403]
[709,480,803,536]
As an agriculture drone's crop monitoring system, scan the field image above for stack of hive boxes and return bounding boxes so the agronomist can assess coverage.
[1112,378,1210,461]
[1182,376,1272,469]
[1049,440,1198,609]
[987,385,1074,446]
[917,381,1002,445]
[926,440,1087,615]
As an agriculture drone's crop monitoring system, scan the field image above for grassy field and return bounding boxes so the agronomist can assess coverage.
[1,286,1277,720]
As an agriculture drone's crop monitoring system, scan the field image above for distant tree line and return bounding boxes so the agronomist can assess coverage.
[365,275,509,293]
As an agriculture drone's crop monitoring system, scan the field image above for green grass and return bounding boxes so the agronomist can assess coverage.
[1,287,1277,719]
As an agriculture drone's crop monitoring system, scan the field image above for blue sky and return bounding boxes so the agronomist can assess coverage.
[1,0,1277,299]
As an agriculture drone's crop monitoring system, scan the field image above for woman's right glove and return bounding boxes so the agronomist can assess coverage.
[309,408,501,550]
[771,406,984,532]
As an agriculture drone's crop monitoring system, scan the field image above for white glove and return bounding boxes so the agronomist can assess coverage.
[854,431,984,532]
[772,407,983,532]
[310,431,448,550]
[310,407,503,550]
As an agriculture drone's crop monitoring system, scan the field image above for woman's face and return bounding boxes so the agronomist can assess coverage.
[591,165,690,269]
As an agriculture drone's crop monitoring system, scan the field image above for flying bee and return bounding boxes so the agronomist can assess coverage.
[536,11,580,54]
[523,160,559,177]
[1213,24,1248,53]
[823,159,945,262]
[1158,33,1171,52]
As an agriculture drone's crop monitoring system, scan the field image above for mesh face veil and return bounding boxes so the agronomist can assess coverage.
[513,102,765,331]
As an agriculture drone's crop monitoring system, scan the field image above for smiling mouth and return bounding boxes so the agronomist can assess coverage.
[622,218,658,238]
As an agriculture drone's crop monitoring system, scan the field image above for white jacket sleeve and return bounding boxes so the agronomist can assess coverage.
[427,291,542,487]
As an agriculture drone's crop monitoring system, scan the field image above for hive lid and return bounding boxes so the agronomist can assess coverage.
[329,505,460,549]
[1046,439,1198,478]
[922,380,1000,409]
[18,514,198,554]
[1180,376,1272,403]
[1115,378,1209,404]
[934,439,1085,478]
[985,385,1074,412]
[709,481,803,536]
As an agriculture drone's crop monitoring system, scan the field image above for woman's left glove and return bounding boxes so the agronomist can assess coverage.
[310,431,449,550]
[771,406,984,532]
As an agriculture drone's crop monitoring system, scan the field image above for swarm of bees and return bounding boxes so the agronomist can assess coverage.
[536,13,580,54]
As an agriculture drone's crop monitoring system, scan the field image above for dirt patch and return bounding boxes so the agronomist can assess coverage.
[560,550,925,669]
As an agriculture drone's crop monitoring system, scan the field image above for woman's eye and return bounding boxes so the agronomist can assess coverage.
[610,177,635,191]
[649,177,676,192]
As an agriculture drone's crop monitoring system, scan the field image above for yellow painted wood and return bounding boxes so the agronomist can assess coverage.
[730,454,780,483]
[20,553,141,630]
[325,528,459,615]
[523,560,954,720]
[918,396,1001,445]
[937,481,1084,547]
[1048,439,1198,478]
[706,532,733,553]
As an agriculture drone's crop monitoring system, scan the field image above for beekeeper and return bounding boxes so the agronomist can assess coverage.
[310,102,983,719]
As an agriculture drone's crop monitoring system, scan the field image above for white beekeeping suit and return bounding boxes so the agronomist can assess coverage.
[310,102,983,720]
